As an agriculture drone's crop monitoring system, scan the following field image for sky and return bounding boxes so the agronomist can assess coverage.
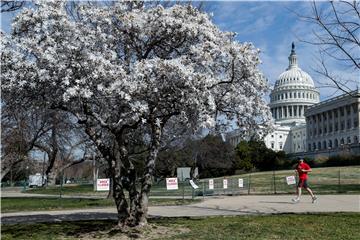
[202,1,359,101]
[1,1,358,101]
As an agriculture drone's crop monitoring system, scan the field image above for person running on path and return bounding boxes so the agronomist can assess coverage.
[292,158,317,203]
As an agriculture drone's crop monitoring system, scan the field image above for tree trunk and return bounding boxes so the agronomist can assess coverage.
[108,154,130,227]
[113,176,129,227]
[47,170,58,186]
[0,169,10,182]
[131,122,162,226]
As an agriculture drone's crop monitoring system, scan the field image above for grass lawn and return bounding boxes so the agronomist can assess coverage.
[0,197,200,213]
[25,184,96,195]
[1,213,359,239]
[206,165,360,194]
[23,166,360,196]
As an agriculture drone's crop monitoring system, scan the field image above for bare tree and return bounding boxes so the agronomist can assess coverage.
[1,104,52,181]
[295,1,359,97]
[33,112,93,185]
[1,1,25,12]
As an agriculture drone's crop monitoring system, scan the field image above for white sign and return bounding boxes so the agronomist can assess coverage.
[189,180,199,189]
[286,176,296,185]
[177,167,191,181]
[166,178,178,190]
[209,179,214,190]
[223,179,228,189]
[238,178,244,188]
[97,178,110,191]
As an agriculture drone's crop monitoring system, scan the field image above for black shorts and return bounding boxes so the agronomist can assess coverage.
[297,179,309,188]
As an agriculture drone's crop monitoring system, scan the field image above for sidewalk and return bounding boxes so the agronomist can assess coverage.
[1,194,359,224]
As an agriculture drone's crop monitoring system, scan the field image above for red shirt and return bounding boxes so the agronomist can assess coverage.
[297,162,311,180]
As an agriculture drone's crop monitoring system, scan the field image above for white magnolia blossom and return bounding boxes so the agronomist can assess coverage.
[1,0,272,139]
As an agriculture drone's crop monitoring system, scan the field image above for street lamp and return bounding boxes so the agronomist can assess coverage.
[327,147,331,159]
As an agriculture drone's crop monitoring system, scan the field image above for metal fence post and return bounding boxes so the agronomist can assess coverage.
[338,169,341,193]
[192,183,195,200]
[202,180,205,199]
[273,170,277,194]
[182,180,185,201]
[248,173,251,195]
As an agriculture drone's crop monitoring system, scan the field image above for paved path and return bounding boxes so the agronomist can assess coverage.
[1,194,359,224]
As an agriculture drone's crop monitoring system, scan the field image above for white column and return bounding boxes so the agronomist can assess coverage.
[332,109,335,132]
[326,111,330,134]
[344,105,348,130]
[351,104,355,128]
[338,107,342,131]
[317,114,320,136]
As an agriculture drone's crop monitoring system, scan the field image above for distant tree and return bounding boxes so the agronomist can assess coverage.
[296,1,359,96]
[234,139,289,171]
[156,134,235,179]
[1,103,52,181]
[195,135,235,177]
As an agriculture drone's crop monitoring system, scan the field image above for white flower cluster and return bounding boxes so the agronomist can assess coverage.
[1,1,272,137]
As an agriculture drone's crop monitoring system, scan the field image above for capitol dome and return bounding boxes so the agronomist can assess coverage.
[269,43,320,125]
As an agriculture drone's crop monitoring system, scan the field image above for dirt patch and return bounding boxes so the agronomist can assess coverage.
[64,224,190,239]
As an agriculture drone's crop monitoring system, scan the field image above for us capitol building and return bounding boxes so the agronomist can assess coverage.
[227,43,360,157]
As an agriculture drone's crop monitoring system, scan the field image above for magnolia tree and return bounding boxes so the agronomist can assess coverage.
[1,1,272,227]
